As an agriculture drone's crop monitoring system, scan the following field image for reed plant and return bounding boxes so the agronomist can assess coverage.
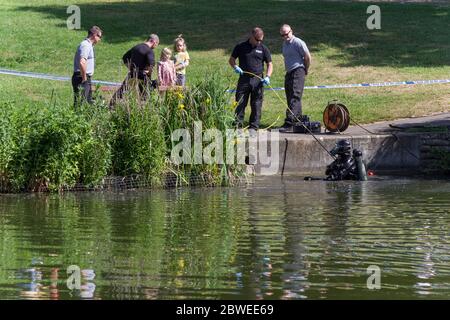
[3,102,94,191]
[0,74,245,192]
[110,85,167,185]
[155,73,244,186]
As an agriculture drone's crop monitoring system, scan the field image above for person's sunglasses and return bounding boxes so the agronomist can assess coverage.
[96,34,102,39]
[280,30,291,37]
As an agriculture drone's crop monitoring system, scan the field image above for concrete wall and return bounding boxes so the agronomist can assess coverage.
[419,132,450,172]
[253,132,422,176]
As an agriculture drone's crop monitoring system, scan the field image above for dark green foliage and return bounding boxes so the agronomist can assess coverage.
[78,104,115,186]
[0,75,244,192]
[111,97,167,183]
[156,73,243,186]
[0,102,113,191]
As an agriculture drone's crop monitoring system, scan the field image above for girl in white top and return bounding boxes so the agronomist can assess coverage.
[173,35,190,87]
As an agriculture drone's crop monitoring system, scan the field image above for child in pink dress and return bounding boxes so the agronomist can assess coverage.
[157,48,176,89]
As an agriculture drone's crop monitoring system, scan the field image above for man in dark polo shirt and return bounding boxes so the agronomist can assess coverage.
[110,34,159,107]
[229,27,273,130]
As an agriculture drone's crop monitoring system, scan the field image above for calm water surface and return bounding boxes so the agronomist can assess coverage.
[0,177,449,300]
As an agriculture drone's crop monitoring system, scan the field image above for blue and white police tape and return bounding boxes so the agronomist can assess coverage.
[1,68,449,91]
[227,78,450,92]
[0,68,121,86]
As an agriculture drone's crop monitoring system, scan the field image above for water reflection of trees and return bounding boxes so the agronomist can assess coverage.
[0,182,356,300]
[0,189,246,299]
[1,179,449,300]
[229,178,367,299]
[227,178,316,300]
[157,188,245,299]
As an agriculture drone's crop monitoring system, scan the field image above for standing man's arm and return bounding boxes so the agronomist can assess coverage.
[304,51,311,75]
[229,56,243,75]
[262,61,273,85]
[266,62,273,78]
[228,56,237,70]
[297,39,311,75]
[262,47,273,85]
[265,49,273,78]
[229,44,243,75]
[80,58,88,82]
[79,42,90,82]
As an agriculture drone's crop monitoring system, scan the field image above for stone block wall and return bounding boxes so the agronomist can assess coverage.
[419,132,450,173]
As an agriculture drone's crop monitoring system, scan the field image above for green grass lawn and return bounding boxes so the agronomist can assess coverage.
[0,0,449,127]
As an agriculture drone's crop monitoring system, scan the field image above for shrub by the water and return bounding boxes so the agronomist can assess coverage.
[0,75,245,192]
[156,73,243,186]
[0,102,115,192]
[111,94,167,185]
[78,104,115,186]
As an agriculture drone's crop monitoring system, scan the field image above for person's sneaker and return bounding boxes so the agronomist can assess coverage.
[278,124,294,133]
[248,128,258,138]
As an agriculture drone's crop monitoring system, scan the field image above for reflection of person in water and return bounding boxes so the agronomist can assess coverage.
[17,258,46,299]
[279,179,364,299]
[18,267,44,299]
[67,268,97,299]
[230,184,281,299]
[231,178,313,299]
[317,182,364,298]
[414,226,437,295]
[80,269,96,299]
[323,183,355,242]
[50,268,59,300]
[280,178,311,299]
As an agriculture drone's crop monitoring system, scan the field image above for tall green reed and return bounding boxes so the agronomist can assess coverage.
[155,72,244,186]
[0,73,245,192]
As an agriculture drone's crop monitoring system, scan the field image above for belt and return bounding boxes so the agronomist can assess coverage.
[287,66,305,74]
[73,71,92,77]
[241,72,263,78]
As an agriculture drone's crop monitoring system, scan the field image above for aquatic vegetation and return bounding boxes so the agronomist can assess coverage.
[0,75,245,192]
[155,73,243,186]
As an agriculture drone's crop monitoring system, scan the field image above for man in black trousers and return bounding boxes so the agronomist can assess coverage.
[110,34,159,107]
[229,27,273,131]
[279,24,311,132]
[72,26,102,107]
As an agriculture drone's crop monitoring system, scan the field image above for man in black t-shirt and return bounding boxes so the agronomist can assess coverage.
[229,27,273,130]
[110,34,159,107]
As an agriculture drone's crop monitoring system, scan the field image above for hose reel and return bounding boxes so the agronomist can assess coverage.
[323,100,350,133]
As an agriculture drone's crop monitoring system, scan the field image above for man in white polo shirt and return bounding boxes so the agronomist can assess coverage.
[72,26,102,107]
[279,24,311,132]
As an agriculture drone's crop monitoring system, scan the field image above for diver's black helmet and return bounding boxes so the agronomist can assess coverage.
[330,139,352,156]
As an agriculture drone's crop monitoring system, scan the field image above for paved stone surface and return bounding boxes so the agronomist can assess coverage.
[345,112,450,135]
[272,112,450,139]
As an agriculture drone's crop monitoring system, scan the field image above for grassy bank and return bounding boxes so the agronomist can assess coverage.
[0,0,449,127]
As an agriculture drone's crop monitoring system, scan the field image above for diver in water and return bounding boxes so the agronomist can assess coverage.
[325,139,368,181]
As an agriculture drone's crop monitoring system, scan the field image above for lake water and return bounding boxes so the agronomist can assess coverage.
[0,176,449,300]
